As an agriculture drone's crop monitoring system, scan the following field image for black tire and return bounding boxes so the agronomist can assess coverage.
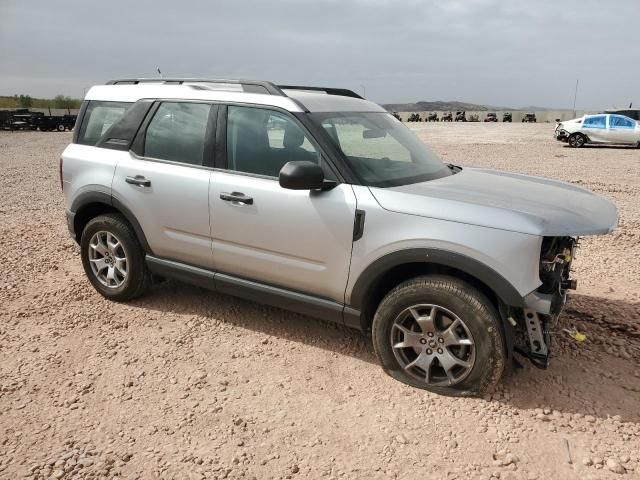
[57,124,65,132]
[372,275,505,397]
[568,133,586,148]
[80,213,151,301]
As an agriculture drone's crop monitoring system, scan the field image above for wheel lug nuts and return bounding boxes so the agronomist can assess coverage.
[426,349,432,355]
[438,337,444,343]
[427,332,434,337]
[437,348,443,354]
[419,338,427,345]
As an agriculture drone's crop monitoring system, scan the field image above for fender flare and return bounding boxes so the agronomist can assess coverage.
[349,248,525,311]
[70,191,153,254]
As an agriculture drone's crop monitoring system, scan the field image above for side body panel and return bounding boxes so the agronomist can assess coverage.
[209,171,357,302]
[581,115,608,143]
[345,186,543,306]
[112,154,213,269]
[62,144,120,209]
[607,115,640,144]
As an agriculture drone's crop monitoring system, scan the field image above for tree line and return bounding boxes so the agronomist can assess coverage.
[0,94,82,110]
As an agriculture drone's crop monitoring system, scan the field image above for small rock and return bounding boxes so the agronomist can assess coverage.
[606,458,625,474]
[291,464,299,474]
[582,458,593,466]
[395,434,408,445]
[52,469,64,479]
[536,413,550,422]
[584,415,596,423]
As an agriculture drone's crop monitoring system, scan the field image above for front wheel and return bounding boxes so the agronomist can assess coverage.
[372,275,505,397]
[80,213,151,301]
[568,133,586,148]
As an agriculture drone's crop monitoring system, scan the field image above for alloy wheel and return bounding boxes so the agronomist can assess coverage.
[390,304,476,386]
[88,231,128,288]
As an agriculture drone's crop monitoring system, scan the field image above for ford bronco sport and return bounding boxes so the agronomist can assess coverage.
[62,78,617,396]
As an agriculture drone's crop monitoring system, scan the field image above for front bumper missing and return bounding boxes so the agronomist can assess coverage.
[554,129,569,141]
[518,290,569,369]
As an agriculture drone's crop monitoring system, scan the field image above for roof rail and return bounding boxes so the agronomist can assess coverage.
[105,78,285,96]
[278,85,364,99]
[104,78,364,100]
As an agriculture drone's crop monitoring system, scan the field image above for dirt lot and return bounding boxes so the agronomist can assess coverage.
[1,124,639,480]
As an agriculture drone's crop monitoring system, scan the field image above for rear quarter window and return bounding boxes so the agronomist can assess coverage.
[77,101,132,145]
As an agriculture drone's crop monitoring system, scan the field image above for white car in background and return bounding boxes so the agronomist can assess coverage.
[555,113,640,148]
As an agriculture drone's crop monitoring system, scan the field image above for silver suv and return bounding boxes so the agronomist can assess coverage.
[62,78,617,396]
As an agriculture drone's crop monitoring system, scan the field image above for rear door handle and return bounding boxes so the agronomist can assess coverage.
[125,175,151,187]
[220,192,253,205]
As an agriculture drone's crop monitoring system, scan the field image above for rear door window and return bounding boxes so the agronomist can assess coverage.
[143,102,212,166]
[582,115,606,129]
[77,101,132,145]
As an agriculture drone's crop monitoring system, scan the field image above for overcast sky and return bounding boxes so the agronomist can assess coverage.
[1,0,639,109]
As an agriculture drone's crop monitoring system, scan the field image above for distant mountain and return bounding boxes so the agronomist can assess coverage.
[518,105,554,111]
[382,101,512,112]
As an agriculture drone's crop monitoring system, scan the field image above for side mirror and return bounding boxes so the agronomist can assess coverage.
[279,161,325,190]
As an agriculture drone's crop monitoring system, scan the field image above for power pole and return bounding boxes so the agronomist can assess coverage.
[572,79,579,117]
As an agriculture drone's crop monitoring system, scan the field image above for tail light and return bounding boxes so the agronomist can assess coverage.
[59,157,63,191]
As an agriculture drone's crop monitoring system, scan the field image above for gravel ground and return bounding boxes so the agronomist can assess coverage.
[1,124,638,480]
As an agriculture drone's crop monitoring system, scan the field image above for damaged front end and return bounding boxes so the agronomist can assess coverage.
[509,236,579,369]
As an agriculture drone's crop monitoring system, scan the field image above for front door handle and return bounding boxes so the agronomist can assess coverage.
[220,192,253,205]
[125,175,151,187]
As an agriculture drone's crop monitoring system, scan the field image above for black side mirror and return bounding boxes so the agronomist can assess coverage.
[279,161,325,190]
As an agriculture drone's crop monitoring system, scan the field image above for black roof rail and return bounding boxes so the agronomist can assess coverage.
[278,85,364,99]
[105,78,285,96]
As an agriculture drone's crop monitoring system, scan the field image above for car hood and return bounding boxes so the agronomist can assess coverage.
[369,168,618,236]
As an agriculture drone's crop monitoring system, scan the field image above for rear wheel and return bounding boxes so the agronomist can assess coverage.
[372,275,505,397]
[568,133,586,148]
[57,124,65,132]
[80,214,151,301]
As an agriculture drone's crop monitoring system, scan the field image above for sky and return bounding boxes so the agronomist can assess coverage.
[1,0,639,109]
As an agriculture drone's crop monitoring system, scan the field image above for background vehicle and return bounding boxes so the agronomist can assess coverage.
[522,113,537,123]
[503,112,512,122]
[556,113,640,147]
[62,78,617,396]
[468,113,479,122]
[8,112,42,130]
[407,113,423,122]
[484,112,497,122]
[441,112,453,122]
[605,109,640,121]
[427,112,439,122]
[454,111,466,122]
[33,114,77,131]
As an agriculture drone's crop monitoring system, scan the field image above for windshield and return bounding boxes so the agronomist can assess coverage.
[310,112,451,187]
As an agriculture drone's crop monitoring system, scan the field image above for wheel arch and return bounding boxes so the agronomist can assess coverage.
[70,192,153,254]
[348,248,524,332]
